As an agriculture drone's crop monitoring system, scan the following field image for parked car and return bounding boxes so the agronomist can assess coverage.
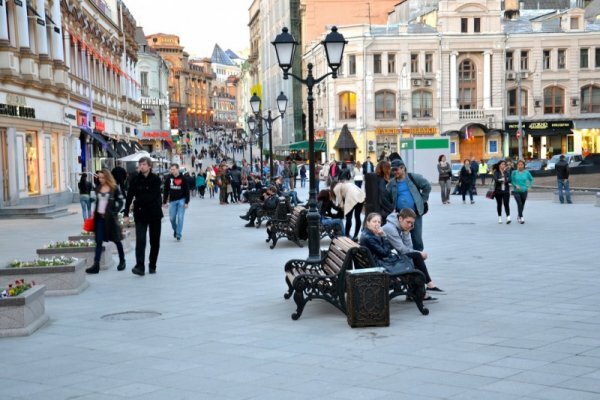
[486,157,502,171]
[579,153,600,166]
[525,159,548,171]
[451,163,462,181]
[546,154,583,170]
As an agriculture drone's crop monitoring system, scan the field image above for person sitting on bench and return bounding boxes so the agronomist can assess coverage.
[240,185,279,227]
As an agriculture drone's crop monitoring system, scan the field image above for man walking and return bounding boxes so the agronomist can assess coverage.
[386,159,431,251]
[290,159,298,190]
[470,155,479,193]
[362,156,375,175]
[163,163,190,241]
[555,155,573,204]
[124,157,163,276]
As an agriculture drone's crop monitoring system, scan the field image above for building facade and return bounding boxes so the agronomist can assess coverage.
[0,0,140,209]
[304,0,600,163]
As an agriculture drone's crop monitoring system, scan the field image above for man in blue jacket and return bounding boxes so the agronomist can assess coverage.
[386,159,431,251]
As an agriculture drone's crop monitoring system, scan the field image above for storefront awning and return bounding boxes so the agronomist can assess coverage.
[115,140,132,157]
[288,139,326,152]
[81,128,118,158]
[574,119,600,129]
[334,125,357,149]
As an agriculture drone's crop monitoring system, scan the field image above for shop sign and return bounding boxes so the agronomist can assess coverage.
[410,126,438,135]
[505,120,573,135]
[316,130,326,139]
[375,127,401,135]
[77,110,88,127]
[141,131,170,140]
[93,116,105,132]
[141,97,169,108]
[0,104,36,119]
[65,112,76,121]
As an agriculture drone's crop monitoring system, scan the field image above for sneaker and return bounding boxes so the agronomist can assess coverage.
[520,217,525,224]
[176,236,181,241]
[498,217,503,224]
[506,216,511,224]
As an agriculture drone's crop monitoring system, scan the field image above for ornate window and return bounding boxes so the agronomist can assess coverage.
[458,59,477,110]
[543,86,565,114]
[375,90,396,120]
[339,92,357,120]
[411,90,433,118]
[581,85,600,113]
[507,88,528,116]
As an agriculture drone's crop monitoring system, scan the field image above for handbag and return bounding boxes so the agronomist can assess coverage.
[485,181,495,199]
[83,215,95,232]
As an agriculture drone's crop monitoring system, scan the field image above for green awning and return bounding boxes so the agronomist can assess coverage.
[289,139,326,152]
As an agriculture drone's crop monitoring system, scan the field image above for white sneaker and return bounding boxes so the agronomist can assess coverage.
[520,217,525,224]
[506,216,511,224]
[498,217,502,224]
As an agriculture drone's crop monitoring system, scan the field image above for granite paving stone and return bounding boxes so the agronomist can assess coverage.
[1,181,599,399]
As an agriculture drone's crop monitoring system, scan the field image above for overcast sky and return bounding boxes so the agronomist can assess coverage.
[125,0,251,58]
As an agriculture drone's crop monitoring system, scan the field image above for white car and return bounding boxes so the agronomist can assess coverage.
[546,154,583,170]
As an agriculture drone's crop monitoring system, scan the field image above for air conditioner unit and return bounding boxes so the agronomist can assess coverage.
[368,145,374,152]
[506,72,516,80]
[534,100,542,108]
[412,79,422,86]
[424,79,432,86]
[401,112,409,121]
[571,98,580,106]
[520,71,530,79]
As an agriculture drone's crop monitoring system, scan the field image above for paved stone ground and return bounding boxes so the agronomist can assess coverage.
[1,176,600,399]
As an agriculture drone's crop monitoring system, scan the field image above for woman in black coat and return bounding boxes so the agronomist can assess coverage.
[459,159,475,204]
[87,169,125,274]
[492,159,512,224]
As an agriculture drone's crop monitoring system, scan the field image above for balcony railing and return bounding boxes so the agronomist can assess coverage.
[459,109,485,120]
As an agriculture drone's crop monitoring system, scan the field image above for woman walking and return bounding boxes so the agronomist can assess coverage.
[459,159,475,204]
[511,159,534,224]
[331,177,365,241]
[437,155,452,204]
[78,174,93,220]
[353,161,364,188]
[87,169,126,274]
[492,160,512,224]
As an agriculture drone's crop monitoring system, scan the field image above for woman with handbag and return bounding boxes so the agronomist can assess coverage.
[459,159,475,204]
[511,159,534,224]
[87,169,126,274]
[492,160,512,224]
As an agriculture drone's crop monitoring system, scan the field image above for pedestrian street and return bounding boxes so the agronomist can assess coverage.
[1,186,600,400]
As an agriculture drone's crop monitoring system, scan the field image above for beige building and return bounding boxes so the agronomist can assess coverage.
[0,0,140,211]
[304,0,600,163]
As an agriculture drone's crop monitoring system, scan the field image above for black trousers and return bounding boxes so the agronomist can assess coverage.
[495,192,510,217]
[513,191,528,218]
[345,202,363,238]
[406,252,432,284]
[135,219,161,270]
[232,182,241,202]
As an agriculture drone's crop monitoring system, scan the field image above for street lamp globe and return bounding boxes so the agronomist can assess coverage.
[322,26,347,78]
[271,27,298,78]
[250,93,261,115]
[276,91,288,116]
[247,116,256,131]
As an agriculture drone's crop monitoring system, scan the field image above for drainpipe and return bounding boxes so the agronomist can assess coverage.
[362,29,374,162]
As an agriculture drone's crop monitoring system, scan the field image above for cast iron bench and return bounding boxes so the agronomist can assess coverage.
[284,237,430,319]
[266,206,307,249]
[256,196,291,228]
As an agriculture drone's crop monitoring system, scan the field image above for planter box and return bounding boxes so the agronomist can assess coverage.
[0,285,49,337]
[0,259,88,296]
[68,231,132,255]
[36,246,114,270]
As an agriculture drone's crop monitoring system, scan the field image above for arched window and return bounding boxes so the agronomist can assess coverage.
[581,85,600,113]
[544,86,564,114]
[412,90,433,118]
[338,92,357,120]
[375,90,396,119]
[507,88,528,116]
[459,59,477,110]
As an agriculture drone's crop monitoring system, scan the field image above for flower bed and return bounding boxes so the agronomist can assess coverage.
[0,258,88,296]
[68,231,132,255]
[37,241,113,271]
[0,281,48,337]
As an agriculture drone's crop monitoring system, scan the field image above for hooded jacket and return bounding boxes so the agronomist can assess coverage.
[386,172,431,216]
[381,212,415,255]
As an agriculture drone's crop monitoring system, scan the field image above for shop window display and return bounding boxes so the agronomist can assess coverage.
[26,132,40,195]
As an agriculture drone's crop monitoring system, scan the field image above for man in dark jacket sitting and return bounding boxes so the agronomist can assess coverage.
[239,185,279,227]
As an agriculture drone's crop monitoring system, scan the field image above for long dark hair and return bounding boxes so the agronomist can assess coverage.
[78,174,89,193]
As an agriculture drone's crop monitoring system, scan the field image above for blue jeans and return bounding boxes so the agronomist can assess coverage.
[283,177,290,190]
[557,179,572,203]
[321,217,344,236]
[410,214,424,252]
[169,198,186,238]
[80,195,92,220]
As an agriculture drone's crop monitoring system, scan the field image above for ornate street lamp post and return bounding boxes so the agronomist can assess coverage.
[247,115,266,177]
[250,91,288,182]
[272,26,346,261]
